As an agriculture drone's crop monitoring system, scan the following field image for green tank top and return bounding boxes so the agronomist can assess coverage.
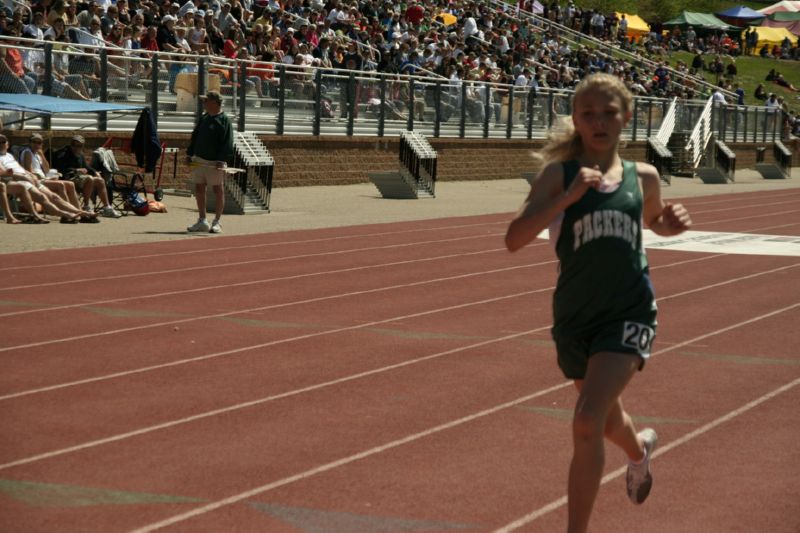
[551,159,656,338]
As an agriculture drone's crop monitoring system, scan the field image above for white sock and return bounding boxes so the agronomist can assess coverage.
[631,447,647,466]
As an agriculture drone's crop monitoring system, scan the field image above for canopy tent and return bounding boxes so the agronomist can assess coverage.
[715,6,766,27]
[662,11,737,31]
[758,1,800,14]
[0,94,143,115]
[762,11,800,35]
[434,12,457,27]
[752,24,799,47]
[616,12,650,37]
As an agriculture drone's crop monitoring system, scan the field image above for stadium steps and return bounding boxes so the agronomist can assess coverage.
[368,171,419,199]
[754,141,793,179]
[696,166,731,184]
[755,163,790,179]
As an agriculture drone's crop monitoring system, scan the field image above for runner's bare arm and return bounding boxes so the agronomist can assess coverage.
[506,162,569,252]
[638,162,692,237]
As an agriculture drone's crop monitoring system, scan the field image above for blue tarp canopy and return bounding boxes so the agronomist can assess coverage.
[717,5,767,27]
[0,94,143,115]
[716,6,767,19]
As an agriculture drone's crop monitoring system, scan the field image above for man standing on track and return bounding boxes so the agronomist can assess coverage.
[185,90,233,234]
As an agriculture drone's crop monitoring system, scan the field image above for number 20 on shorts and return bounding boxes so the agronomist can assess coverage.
[622,321,655,355]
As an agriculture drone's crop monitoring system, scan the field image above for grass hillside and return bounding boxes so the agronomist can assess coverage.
[669,52,800,112]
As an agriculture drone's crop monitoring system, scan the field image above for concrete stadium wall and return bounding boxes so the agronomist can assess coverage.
[5,132,796,191]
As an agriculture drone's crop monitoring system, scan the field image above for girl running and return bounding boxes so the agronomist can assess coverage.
[505,73,691,533]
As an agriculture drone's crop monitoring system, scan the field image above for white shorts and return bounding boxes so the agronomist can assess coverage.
[190,156,225,187]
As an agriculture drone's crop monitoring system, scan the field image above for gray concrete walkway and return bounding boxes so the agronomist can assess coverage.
[1,169,798,254]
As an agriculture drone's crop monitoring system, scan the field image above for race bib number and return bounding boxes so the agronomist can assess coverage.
[622,321,655,355]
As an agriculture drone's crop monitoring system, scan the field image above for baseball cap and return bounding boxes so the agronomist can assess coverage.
[162,14,176,23]
[72,134,85,144]
[30,133,43,142]
[200,90,222,103]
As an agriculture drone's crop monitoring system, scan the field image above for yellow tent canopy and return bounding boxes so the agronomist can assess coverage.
[617,12,650,37]
[435,12,458,27]
[753,25,797,48]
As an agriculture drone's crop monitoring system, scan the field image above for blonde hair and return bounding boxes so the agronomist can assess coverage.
[536,73,633,165]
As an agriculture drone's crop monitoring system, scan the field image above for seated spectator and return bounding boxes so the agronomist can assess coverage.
[52,135,121,217]
[0,181,23,224]
[0,178,53,224]
[20,133,82,209]
[754,83,767,101]
[0,134,95,223]
[0,27,38,93]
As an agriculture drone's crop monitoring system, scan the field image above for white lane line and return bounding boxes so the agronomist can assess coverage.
[690,199,800,216]
[0,260,554,354]
[0,241,521,318]
[0,252,750,400]
[694,209,800,227]
[496,372,800,532]
[0,232,506,292]
[684,191,800,208]
[0,326,557,472]
[130,303,800,533]
[127,382,573,533]
[2,261,796,476]
[0,283,556,401]
[0,220,508,272]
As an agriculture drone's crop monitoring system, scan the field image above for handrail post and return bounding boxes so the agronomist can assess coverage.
[276,65,286,135]
[195,56,206,127]
[98,49,108,131]
[526,87,535,140]
[459,82,466,139]
[377,75,386,137]
[506,86,514,139]
[346,72,355,136]
[407,78,415,131]
[151,55,159,128]
[238,59,247,132]
[433,81,441,138]
[42,42,52,130]
[313,68,322,136]
[483,83,490,138]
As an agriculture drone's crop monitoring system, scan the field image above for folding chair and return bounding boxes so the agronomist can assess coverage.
[102,136,171,201]
[92,147,149,216]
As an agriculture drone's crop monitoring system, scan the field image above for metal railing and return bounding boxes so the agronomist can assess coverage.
[713,103,783,144]
[655,97,678,146]
[686,97,715,169]
[0,38,784,145]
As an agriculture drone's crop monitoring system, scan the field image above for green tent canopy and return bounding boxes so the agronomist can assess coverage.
[769,11,800,21]
[662,11,737,30]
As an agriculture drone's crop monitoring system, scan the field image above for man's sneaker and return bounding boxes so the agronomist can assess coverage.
[626,428,658,505]
[209,220,222,234]
[100,206,122,218]
[187,219,211,233]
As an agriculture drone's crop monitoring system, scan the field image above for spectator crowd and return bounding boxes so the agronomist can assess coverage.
[4,0,798,106]
[0,0,797,188]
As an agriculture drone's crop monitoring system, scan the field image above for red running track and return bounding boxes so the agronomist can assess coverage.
[0,189,799,532]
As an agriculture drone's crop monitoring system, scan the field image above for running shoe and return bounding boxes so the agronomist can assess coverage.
[187,219,211,233]
[626,428,658,504]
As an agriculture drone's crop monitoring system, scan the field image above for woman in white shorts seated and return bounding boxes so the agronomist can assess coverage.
[20,133,82,209]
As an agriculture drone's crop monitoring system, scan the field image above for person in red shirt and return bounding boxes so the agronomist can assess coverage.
[405,2,425,26]
[0,28,37,93]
